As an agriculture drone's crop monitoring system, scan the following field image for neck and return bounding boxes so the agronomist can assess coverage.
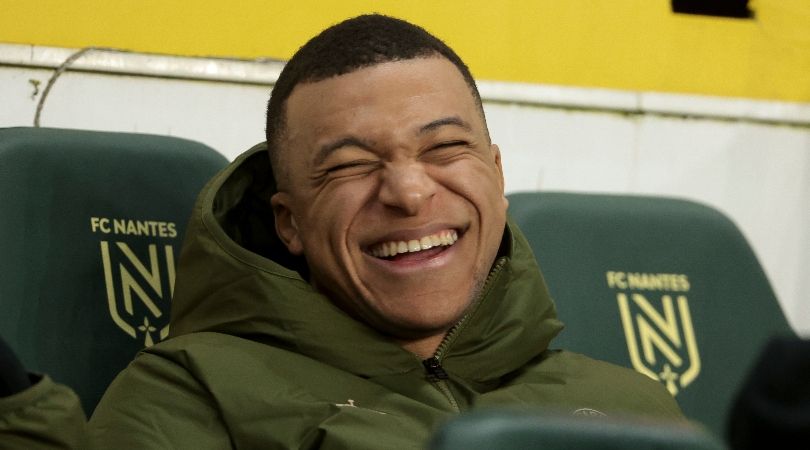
[398,332,447,360]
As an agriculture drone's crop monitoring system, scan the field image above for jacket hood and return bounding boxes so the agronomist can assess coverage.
[169,142,563,383]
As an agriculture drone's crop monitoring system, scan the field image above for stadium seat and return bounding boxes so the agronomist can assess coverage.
[428,409,725,450]
[506,191,796,437]
[0,127,228,414]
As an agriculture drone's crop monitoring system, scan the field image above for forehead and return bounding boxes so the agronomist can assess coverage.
[282,57,482,149]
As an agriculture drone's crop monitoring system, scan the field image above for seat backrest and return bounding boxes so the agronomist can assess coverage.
[0,127,228,414]
[428,409,725,450]
[506,191,795,437]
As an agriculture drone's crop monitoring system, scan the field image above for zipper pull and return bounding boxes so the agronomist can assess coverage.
[423,357,449,380]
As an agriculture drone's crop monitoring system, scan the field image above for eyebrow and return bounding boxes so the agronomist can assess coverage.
[313,137,374,167]
[418,116,472,135]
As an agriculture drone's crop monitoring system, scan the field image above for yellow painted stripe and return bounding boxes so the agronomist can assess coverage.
[2,0,809,101]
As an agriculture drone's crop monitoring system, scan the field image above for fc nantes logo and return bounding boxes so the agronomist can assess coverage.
[606,271,701,396]
[91,217,178,347]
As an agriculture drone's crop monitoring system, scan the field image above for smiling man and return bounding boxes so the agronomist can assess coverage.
[87,14,684,449]
[270,55,508,360]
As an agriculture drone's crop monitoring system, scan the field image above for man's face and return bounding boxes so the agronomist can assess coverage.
[271,56,508,340]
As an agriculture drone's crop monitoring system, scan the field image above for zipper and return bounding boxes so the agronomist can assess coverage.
[423,356,458,411]
[421,256,508,411]
[423,357,449,380]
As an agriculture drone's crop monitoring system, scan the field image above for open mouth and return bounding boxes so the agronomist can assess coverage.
[367,229,459,260]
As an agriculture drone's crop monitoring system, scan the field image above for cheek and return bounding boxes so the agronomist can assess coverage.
[443,164,507,213]
[302,183,373,246]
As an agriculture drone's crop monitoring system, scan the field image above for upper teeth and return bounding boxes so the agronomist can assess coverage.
[370,230,458,258]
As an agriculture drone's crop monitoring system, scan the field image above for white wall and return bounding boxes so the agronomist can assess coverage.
[2,44,808,335]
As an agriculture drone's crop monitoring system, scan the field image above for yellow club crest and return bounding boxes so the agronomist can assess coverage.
[607,271,701,396]
[92,216,177,347]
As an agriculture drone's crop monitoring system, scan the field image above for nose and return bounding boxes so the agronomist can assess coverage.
[378,161,437,215]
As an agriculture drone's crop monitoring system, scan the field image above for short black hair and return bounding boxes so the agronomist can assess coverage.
[265,14,485,185]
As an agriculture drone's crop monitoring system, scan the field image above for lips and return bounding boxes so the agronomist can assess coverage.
[368,229,459,259]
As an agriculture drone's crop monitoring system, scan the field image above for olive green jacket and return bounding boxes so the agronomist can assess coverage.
[87,144,683,449]
[0,375,86,449]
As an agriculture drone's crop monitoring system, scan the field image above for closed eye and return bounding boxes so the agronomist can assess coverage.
[327,160,377,172]
[421,141,472,163]
[433,140,468,149]
[321,160,381,180]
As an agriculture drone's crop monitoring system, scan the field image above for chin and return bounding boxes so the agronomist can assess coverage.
[376,304,470,337]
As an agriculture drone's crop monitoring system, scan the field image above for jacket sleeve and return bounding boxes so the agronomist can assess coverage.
[86,351,232,449]
[0,375,87,449]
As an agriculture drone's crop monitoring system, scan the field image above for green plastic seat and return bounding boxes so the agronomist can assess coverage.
[429,409,725,450]
[506,191,795,437]
[0,127,228,414]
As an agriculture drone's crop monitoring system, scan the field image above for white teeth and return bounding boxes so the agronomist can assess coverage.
[369,230,459,258]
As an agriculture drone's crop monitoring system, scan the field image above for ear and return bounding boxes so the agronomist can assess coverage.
[270,192,304,255]
[491,143,509,210]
